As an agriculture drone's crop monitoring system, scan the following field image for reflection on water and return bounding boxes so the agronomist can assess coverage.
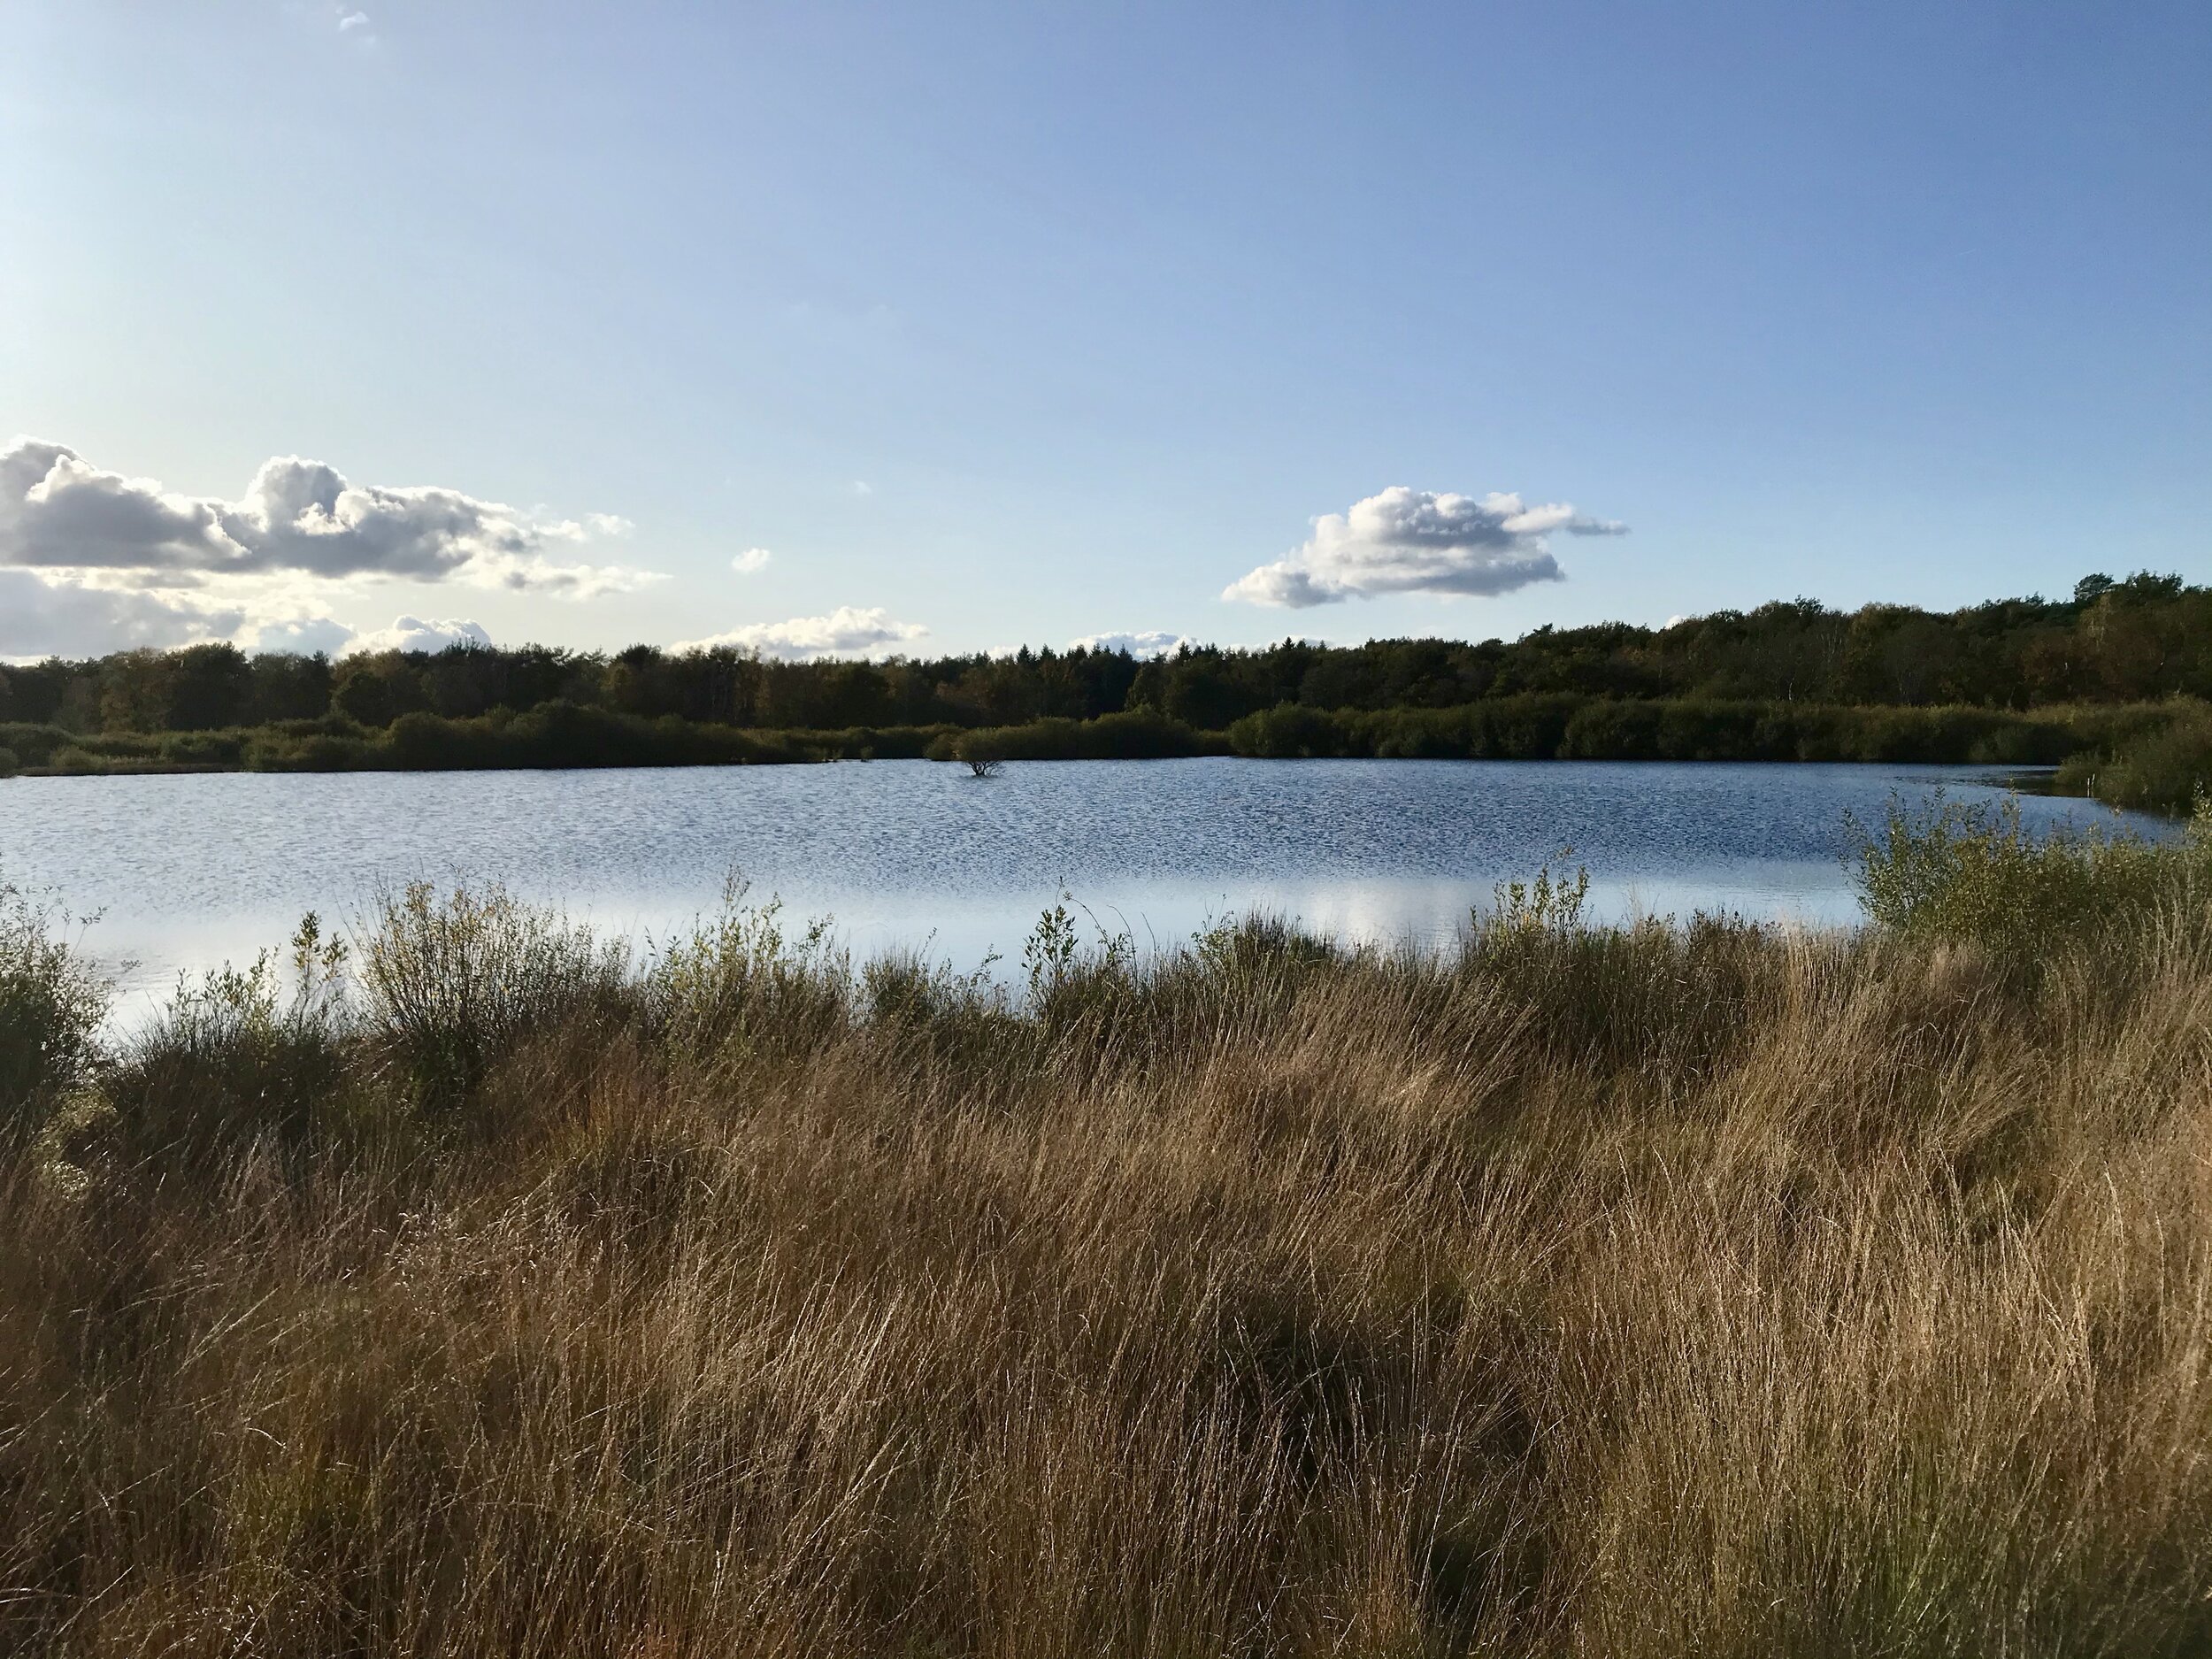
[0,758,2166,1002]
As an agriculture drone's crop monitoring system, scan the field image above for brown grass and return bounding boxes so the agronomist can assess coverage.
[3,887,2211,1655]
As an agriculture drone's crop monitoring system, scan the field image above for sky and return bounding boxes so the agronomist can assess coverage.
[2,0,2208,661]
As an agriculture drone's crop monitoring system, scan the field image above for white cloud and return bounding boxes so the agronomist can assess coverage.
[1070,630,1189,658]
[539,511,634,542]
[672,606,926,660]
[1224,486,1627,609]
[325,3,376,42]
[731,547,772,574]
[0,570,244,660]
[0,437,653,598]
[254,617,357,657]
[342,616,494,657]
[849,480,874,496]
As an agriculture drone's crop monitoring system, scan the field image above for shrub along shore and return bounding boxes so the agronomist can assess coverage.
[3,691,2208,808]
[4,801,2212,1652]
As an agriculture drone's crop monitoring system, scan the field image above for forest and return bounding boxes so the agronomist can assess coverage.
[4,572,2210,805]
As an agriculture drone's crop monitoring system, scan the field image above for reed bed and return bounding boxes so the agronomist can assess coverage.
[3,804,2211,1655]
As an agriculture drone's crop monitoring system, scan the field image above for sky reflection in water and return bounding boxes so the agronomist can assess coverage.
[0,758,2168,1010]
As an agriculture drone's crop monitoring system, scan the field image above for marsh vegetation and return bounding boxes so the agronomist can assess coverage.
[4,803,2212,1654]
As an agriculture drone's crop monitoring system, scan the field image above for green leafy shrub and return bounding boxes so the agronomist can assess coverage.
[946,709,1213,762]
[1227,703,1350,758]
[952,731,1007,777]
[641,880,848,1062]
[1847,790,2204,956]
[106,917,352,1164]
[2056,703,2212,813]
[0,875,108,1134]
[1474,857,1593,941]
[1017,891,1141,1039]
[359,882,633,1110]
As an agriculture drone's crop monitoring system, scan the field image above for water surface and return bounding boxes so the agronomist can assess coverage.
[0,759,2163,1003]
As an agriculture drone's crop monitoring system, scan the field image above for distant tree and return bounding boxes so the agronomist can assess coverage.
[99,644,254,732]
[54,676,100,733]
[1,660,77,726]
[165,643,253,730]
[246,651,335,723]
[953,732,1005,778]
[97,651,173,733]
[331,655,426,728]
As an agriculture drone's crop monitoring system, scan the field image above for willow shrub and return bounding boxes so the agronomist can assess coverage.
[359,881,634,1111]
[104,919,352,1167]
[641,880,849,1063]
[1847,789,2208,956]
[0,873,107,1134]
[2056,703,2212,814]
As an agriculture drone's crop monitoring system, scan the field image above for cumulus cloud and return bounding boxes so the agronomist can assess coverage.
[1224,486,1627,609]
[0,571,244,660]
[1069,630,1189,658]
[672,606,926,660]
[253,617,357,657]
[342,616,494,657]
[0,438,652,597]
[731,547,772,574]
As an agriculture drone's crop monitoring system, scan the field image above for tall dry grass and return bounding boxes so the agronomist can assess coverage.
[3,819,2212,1655]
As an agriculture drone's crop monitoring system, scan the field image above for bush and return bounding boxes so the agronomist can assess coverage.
[0,874,107,1134]
[642,881,848,1061]
[2056,703,2212,812]
[1226,703,1348,758]
[952,731,1006,777]
[0,724,71,767]
[962,710,1213,761]
[358,882,633,1111]
[104,918,351,1164]
[1847,790,2203,956]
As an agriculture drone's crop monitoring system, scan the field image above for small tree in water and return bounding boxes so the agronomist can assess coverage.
[954,733,1005,779]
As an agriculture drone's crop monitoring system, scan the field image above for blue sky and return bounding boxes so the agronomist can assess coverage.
[3,1,2207,659]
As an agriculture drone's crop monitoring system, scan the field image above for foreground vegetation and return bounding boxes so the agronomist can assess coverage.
[7,570,2212,802]
[4,803,2212,1654]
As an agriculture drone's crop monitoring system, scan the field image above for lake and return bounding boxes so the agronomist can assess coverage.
[0,759,2164,1004]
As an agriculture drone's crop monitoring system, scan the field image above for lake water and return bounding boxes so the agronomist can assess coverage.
[0,759,2165,1004]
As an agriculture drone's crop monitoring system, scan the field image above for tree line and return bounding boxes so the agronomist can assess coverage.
[0,571,2202,742]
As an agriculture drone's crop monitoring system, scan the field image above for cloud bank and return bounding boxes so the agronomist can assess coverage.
[0,571,245,659]
[252,617,357,657]
[342,616,495,656]
[0,437,650,597]
[1069,630,1189,658]
[1224,486,1626,609]
[672,606,926,660]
